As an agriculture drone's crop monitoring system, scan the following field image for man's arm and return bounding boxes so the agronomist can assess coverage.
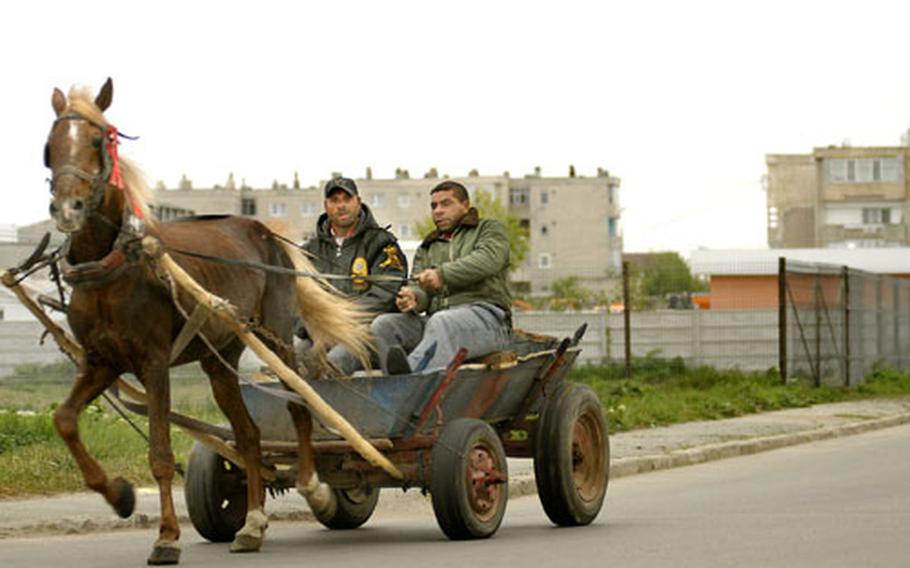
[437,219,510,289]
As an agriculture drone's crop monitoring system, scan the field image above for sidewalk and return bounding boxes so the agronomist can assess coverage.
[1,397,909,538]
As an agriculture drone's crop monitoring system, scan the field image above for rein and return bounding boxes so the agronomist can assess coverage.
[164,244,410,287]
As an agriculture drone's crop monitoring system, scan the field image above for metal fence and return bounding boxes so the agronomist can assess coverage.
[781,259,910,386]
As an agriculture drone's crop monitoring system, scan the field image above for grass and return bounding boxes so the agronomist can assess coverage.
[2,357,910,497]
[569,354,910,432]
[0,362,225,497]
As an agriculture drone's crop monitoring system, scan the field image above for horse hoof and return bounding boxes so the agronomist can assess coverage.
[111,476,135,518]
[230,533,263,554]
[147,543,181,565]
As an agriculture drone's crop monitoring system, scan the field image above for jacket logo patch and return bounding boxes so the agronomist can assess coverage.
[379,245,405,271]
[351,256,369,291]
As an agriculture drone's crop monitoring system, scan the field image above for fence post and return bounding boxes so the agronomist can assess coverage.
[893,280,900,368]
[622,260,631,378]
[814,271,822,388]
[843,265,850,387]
[778,257,787,384]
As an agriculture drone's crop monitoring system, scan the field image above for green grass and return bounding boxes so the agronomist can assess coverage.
[0,362,226,497]
[570,355,910,432]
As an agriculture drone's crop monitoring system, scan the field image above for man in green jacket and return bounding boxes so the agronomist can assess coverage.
[371,180,512,373]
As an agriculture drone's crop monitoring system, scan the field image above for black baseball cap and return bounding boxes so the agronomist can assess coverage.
[324,177,358,198]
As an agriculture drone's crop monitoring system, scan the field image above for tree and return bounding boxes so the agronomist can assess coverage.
[414,190,529,272]
[640,253,694,297]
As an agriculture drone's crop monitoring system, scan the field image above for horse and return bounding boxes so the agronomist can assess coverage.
[44,78,372,565]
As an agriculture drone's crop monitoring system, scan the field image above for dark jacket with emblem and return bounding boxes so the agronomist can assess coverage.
[303,203,407,316]
[408,208,512,316]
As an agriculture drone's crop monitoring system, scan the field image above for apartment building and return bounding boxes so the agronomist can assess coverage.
[154,167,623,296]
[766,140,909,248]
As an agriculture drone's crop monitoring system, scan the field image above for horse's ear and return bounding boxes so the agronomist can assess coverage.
[51,88,66,116]
[95,78,113,111]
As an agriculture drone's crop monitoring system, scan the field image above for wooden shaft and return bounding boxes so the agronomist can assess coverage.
[1,271,84,363]
[144,237,405,480]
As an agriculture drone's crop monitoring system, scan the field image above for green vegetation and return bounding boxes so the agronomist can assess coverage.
[0,363,224,497]
[570,354,910,432]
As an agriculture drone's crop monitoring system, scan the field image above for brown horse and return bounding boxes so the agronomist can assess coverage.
[45,79,371,565]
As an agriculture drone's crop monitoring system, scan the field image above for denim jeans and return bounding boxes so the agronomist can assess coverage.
[328,302,511,375]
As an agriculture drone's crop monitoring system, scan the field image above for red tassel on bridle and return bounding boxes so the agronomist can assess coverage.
[105,126,143,219]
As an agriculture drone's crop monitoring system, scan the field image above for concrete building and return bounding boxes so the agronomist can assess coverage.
[154,167,623,296]
[766,138,909,249]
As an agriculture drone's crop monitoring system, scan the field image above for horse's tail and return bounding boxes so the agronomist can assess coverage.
[278,240,373,369]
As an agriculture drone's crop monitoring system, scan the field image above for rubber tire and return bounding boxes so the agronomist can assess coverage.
[430,418,509,540]
[185,441,248,542]
[313,487,380,529]
[534,383,610,526]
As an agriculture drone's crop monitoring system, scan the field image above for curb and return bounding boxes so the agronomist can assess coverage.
[606,412,910,479]
[2,412,908,538]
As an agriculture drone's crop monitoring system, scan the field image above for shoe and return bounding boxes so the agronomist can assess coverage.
[385,346,412,375]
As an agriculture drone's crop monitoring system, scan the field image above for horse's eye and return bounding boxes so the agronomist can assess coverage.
[91,136,103,148]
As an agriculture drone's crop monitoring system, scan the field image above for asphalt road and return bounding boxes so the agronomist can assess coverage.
[2,424,908,568]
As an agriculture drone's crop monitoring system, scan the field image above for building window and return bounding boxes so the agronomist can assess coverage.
[241,198,257,216]
[397,193,411,208]
[538,253,552,269]
[540,224,549,237]
[540,190,549,206]
[370,194,384,208]
[608,217,619,237]
[269,202,287,217]
[509,187,529,206]
[301,202,318,217]
[828,158,902,183]
[399,225,412,238]
[862,207,891,225]
[768,207,779,229]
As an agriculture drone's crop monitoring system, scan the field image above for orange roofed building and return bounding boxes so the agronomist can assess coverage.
[689,248,910,310]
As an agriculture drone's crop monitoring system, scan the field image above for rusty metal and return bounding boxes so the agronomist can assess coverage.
[410,347,469,436]
[511,336,572,427]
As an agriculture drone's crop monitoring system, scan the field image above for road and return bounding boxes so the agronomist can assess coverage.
[2,424,908,568]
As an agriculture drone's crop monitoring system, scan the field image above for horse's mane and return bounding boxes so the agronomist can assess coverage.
[67,87,155,224]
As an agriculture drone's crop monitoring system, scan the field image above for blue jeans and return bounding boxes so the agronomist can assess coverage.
[329,302,511,374]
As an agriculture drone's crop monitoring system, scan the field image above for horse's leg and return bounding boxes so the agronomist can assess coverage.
[255,323,334,516]
[200,352,268,554]
[287,402,337,518]
[53,364,135,516]
[141,358,182,566]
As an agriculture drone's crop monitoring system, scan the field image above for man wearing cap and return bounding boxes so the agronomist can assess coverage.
[299,176,407,372]
[368,180,512,374]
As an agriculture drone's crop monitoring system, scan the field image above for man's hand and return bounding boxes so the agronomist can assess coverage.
[396,288,418,313]
[415,269,443,292]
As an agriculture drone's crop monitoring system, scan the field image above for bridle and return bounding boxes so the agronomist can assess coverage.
[46,111,144,288]
[45,111,128,215]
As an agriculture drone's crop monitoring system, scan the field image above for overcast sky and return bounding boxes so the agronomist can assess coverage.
[4,1,910,255]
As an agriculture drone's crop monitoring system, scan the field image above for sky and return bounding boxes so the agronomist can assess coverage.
[4,1,910,256]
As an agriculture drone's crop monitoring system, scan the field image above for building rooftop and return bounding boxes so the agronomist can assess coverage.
[690,248,910,276]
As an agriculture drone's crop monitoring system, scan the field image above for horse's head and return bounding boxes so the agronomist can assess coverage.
[46,78,120,234]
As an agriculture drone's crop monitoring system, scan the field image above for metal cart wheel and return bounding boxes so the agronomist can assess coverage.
[185,441,247,542]
[534,383,609,526]
[313,486,380,529]
[430,418,509,540]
